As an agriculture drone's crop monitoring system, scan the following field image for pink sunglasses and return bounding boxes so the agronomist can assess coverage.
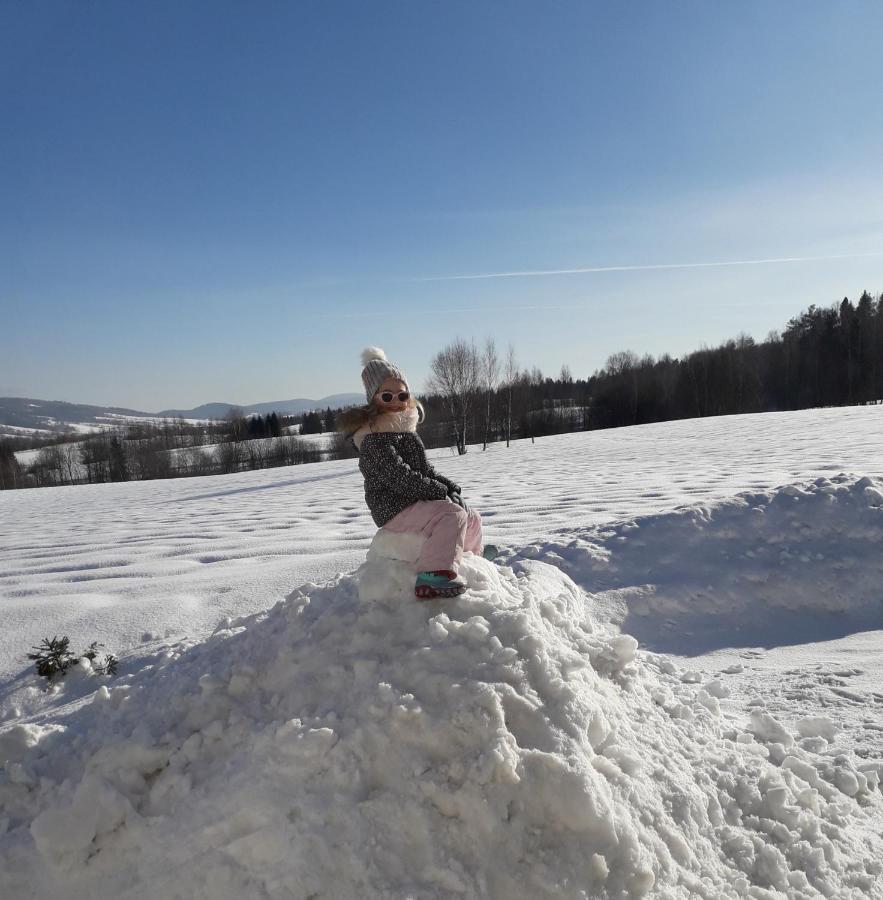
[378,391,410,403]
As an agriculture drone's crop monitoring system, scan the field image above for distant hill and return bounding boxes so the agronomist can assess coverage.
[0,394,365,436]
[0,398,157,436]
[157,394,364,419]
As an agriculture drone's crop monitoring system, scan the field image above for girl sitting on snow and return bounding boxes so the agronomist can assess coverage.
[338,347,492,600]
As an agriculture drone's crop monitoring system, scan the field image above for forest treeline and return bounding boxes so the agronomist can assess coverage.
[417,291,883,451]
[586,291,883,428]
[2,291,881,490]
[0,409,346,490]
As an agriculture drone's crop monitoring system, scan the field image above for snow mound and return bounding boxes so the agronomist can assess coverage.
[2,551,882,899]
[509,474,883,652]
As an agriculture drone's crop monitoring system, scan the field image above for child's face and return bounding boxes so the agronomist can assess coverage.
[373,378,410,413]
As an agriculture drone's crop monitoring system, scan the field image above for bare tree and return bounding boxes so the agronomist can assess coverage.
[278,435,310,466]
[481,336,500,451]
[426,338,480,454]
[177,447,210,477]
[108,434,130,482]
[606,350,641,424]
[60,443,80,484]
[31,445,66,486]
[133,443,172,480]
[502,343,518,447]
[0,442,25,490]
[79,437,110,484]
[225,408,248,442]
[217,440,244,474]
[244,438,272,470]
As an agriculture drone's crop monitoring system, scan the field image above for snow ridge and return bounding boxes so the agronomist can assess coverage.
[506,473,883,652]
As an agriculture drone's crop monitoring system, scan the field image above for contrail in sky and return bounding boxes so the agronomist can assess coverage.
[309,297,800,321]
[411,251,882,282]
[304,249,881,319]
[310,303,584,320]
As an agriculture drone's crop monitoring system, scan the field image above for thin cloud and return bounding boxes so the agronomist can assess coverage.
[308,303,583,320]
[411,251,882,282]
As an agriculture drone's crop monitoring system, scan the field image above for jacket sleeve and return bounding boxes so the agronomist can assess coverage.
[359,437,449,501]
[414,442,461,494]
[434,472,461,494]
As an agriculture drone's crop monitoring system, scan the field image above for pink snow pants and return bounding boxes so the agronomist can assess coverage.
[382,500,483,573]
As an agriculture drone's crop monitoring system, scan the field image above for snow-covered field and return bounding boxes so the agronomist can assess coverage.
[1,405,882,898]
[162,430,337,465]
[2,414,212,441]
[14,431,336,481]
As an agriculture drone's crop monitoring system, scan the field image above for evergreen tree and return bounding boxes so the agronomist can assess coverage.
[855,291,876,402]
[301,411,323,434]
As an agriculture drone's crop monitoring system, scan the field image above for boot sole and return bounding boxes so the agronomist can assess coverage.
[415,584,467,600]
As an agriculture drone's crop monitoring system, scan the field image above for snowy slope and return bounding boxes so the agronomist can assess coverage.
[3,404,883,695]
[2,405,883,898]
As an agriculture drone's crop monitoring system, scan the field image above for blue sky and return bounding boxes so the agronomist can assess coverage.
[2,1,882,410]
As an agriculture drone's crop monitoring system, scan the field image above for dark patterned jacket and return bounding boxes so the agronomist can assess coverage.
[358,431,461,527]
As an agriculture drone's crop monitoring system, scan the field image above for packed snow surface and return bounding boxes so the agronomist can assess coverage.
[3,404,883,691]
[2,405,883,898]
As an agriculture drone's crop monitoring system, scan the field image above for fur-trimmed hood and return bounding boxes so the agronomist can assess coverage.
[337,406,420,450]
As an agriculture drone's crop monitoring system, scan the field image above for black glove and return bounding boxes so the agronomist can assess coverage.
[449,491,467,512]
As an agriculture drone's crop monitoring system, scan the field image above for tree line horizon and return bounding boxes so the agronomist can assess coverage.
[2,290,881,489]
[420,288,883,453]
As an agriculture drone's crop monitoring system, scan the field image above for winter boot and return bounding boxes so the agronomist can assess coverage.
[415,570,467,600]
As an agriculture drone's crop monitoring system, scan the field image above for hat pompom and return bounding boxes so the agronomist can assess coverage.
[361,346,388,367]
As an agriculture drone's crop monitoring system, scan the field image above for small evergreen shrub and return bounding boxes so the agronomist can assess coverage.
[83,640,119,675]
[28,636,119,682]
[27,636,75,680]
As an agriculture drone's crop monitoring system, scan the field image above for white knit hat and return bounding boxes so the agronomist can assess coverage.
[361,347,408,402]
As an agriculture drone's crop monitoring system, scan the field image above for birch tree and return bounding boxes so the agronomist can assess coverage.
[502,343,518,447]
[427,338,480,455]
[481,337,500,451]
